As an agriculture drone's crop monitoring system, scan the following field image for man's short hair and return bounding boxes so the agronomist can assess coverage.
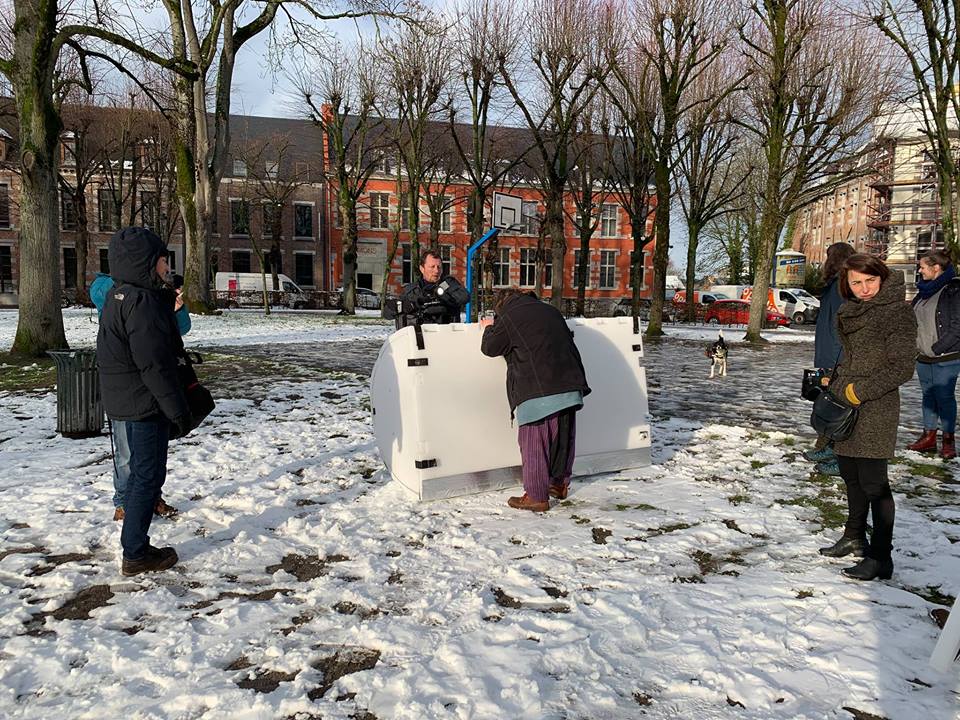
[420,249,442,267]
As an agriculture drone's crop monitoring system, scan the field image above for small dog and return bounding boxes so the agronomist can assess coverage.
[706,332,728,379]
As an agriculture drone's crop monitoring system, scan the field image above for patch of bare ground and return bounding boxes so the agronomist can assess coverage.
[266,553,350,582]
[307,645,382,700]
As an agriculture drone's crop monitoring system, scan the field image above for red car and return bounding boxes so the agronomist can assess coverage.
[704,299,791,328]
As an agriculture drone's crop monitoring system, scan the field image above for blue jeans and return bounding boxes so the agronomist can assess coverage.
[119,417,170,560]
[916,359,960,433]
[111,420,131,508]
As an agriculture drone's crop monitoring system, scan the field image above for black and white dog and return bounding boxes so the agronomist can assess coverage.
[706,331,728,379]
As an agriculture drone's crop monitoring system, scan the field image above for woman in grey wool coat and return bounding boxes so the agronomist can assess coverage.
[818,254,917,581]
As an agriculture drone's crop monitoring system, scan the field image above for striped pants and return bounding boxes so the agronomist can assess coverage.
[517,409,577,502]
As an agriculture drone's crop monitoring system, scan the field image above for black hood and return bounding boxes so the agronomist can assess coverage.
[108,227,167,289]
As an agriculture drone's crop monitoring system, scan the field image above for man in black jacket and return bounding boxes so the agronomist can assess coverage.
[390,249,469,326]
[481,289,591,511]
[97,227,191,576]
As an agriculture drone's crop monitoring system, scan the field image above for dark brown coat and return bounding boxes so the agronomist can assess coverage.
[833,271,918,459]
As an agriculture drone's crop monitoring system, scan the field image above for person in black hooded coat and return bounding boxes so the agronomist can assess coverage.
[97,227,191,576]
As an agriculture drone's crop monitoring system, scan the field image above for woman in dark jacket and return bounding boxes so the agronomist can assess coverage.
[907,249,960,459]
[480,289,591,511]
[818,254,917,581]
[805,242,857,474]
[97,227,192,576]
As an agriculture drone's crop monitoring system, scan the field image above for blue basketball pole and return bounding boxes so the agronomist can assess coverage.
[464,227,499,323]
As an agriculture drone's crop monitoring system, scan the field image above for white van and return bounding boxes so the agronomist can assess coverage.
[772,287,819,324]
[214,272,309,308]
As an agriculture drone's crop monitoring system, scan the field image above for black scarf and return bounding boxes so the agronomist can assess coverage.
[916,264,956,299]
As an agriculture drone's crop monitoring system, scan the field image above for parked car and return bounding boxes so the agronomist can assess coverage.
[336,287,381,310]
[704,299,791,328]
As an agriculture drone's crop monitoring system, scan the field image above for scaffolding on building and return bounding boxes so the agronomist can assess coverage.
[866,138,945,261]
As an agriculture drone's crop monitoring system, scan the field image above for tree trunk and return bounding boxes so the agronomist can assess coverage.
[646,161,671,337]
[75,192,90,305]
[341,193,358,314]
[745,199,784,343]
[576,228,591,316]
[684,223,701,323]
[547,190,566,311]
[940,165,957,261]
[10,3,68,355]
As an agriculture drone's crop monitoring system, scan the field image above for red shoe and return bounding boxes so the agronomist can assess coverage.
[907,430,938,452]
[548,483,569,500]
[507,494,549,512]
[941,433,956,460]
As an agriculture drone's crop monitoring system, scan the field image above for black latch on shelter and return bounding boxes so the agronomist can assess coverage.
[415,459,437,469]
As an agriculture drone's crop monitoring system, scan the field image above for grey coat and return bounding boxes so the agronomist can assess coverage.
[832,271,918,459]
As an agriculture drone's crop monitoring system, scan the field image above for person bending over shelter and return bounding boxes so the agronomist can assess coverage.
[480,289,591,512]
[390,249,468,327]
[97,227,192,576]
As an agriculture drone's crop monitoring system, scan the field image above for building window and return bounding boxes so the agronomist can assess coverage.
[262,202,280,237]
[265,160,279,179]
[295,252,314,287]
[263,250,282,274]
[599,249,616,288]
[99,248,109,273]
[0,246,12,289]
[600,204,618,237]
[377,152,392,175]
[61,194,77,231]
[63,247,77,288]
[543,257,552,288]
[231,250,251,273]
[140,191,159,229]
[400,194,421,231]
[210,251,219,280]
[167,249,177,272]
[440,244,452,276]
[370,192,389,230]
[441,196,453,233]
[98,189,117,232]
[401,244,412,284]
[211,201,219,235]
[0,184,9,229]
[521,202,538,236]
[520,248,536,287]
[294,203,313,238]
[493,247,510,287]
[230,199,250,235]
[233,159,247,177]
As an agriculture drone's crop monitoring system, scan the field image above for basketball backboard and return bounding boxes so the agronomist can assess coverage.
[492,192,524,231]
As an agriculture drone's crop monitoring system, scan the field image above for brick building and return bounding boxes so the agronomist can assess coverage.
[0,104,654,309]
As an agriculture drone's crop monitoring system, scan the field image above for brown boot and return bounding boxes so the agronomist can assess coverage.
[153,498,179,518]
[907,430,938,452]
[941,432,957,460]
[113,506,124,522]
[548,483,569,500]
[507,494,549,512]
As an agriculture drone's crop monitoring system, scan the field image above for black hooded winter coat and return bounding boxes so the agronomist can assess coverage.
[96,227,190,424]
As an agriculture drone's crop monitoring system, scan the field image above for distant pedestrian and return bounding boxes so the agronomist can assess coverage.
[91,269,190,521]
[907,249,960,460]
[97,227,192,576]
[818,254,917,582]
[480,289,591,511]
[805,242,856,475]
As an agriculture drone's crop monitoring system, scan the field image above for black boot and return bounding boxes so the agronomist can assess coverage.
[121,545,179,577]
[841,557,893,581]
[818,535,867,558]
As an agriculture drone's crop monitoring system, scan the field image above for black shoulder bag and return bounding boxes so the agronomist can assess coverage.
[810,360,858,442]
[172,350,216,439]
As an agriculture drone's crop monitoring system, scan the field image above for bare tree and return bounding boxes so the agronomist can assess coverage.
[866,0,960,258]
[498,0,606,310]
[614,0,738,337]
[379,18,452,275]
[565,100,615,316]
[236,131,313,314]
[675,65,747,321]
[740,0,895,341]
[299,42,384,314]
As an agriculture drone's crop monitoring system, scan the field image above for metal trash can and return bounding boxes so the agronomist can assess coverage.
[48,349,104,438]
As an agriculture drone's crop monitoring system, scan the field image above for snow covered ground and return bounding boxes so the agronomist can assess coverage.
[1,312,958,720]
